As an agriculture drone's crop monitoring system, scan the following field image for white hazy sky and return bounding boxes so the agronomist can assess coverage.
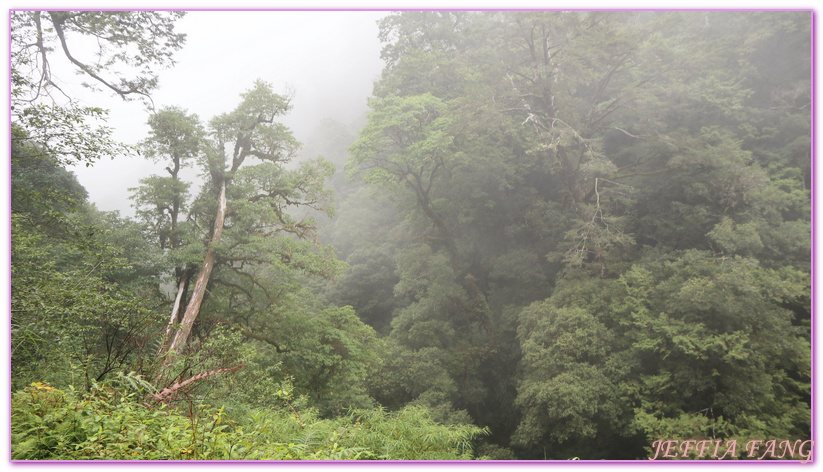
[57,10,388,216]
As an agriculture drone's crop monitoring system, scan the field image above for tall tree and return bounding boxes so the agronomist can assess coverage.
[348,93,460,271]
[132,107,205,353]
[159,81,298,357]
[342,10,810,458]
[140,81,345,372]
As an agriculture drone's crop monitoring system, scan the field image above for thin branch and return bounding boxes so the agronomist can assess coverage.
[610,126,644,139]
[49,12,155,108]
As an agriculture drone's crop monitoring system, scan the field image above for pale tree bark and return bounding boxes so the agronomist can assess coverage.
[157,274,188,355]
[155,81,294,367]
[165,180,227,356]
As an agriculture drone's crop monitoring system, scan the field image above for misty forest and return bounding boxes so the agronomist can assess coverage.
[10,10,811,461]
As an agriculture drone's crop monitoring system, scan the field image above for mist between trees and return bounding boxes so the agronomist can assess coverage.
[10,10,811,461]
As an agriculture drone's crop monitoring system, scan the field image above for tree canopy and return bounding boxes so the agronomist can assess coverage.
[10,10,811,461]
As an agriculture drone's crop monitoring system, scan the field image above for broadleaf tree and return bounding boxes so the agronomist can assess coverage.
[337,10,810,458]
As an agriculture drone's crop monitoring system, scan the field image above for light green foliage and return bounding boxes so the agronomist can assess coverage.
[348,93,452,183]
[209,80,299,165]
[230,157,337,236]
[131,106,204,260]
[11,378,487,460]
[142,106,204,164]
[272,302,381,414]
[11,105,130,168]
[11,136,166,391]
[333,405,487,459]
[159,321,378,420]
[622,254,809,453]
[131,82,351,373]
[707,217,764,256]
[131,86,373,409]
[11,9,188,389]
[130,176,192,244]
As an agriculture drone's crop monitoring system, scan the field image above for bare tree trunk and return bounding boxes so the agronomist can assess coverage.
[158,272,189,356]
[165,180,227,356]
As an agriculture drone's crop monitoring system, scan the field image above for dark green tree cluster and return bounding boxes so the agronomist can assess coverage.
[330,11,810,459]
[10,10,811,462]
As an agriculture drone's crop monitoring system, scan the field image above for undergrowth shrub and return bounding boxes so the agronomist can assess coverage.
[11,374,488,460]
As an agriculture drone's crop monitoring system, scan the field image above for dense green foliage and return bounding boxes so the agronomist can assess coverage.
[331,11,811,459]
[11,376,486,460]
[11,10,810,461]
[11,140,163,392]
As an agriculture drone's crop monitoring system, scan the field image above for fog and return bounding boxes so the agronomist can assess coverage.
[65,11,387,217]
[9,7,813,462]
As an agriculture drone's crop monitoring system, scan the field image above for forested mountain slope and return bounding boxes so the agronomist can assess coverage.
[10,10,810,461]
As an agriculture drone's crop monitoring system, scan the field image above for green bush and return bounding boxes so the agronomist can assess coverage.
[11,376,488,460]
